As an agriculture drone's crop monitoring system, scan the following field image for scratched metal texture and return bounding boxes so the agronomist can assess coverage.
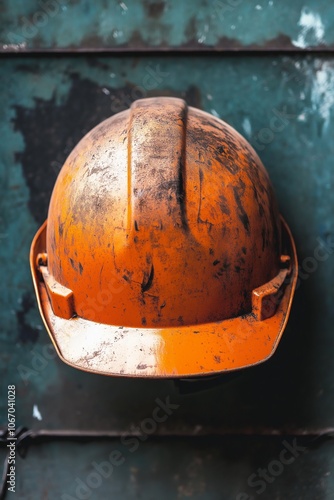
[1,0,334,52]
[0,54,334,436]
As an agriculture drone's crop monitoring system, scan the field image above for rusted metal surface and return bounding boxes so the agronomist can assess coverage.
[0,54,333,433]
[1,0,334,53]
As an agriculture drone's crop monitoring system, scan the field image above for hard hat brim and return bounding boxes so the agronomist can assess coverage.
[30,218,298,378]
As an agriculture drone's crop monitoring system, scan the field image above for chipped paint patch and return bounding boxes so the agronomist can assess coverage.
[2,42,27,51]
[311,62,334,131]
[297,113,306,122]
[292,8,325,48]
[210,109,220,118]
[242,117,252,137]
[33,404,43,421]
[120,2,128,12]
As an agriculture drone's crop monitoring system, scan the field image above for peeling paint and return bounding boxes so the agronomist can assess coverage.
[33,404,43,421]
[292,7,325,49]
[311,62,334,131]
[242,117,252,137]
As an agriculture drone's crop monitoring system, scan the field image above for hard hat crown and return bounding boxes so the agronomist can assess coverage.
[47,98,281,327]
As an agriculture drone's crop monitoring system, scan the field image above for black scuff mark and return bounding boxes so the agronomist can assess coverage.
[177,156,189,231]
[177,102,189,231]
[99,264,104,285]
[214,258,231,279]
[58,219,64,237]
[197,167,204,223]
[219,193,231,216]
[69,258,76,271]
[233,180,250,234]
[141,264,154,293]
[261,226,267,251]
[146,253,152,265]
[69,256,84,274]
[222,158,239,175]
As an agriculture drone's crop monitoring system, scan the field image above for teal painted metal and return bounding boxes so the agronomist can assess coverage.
[1,0,334,52]
[0,54,334,434]
[11,437,334,499]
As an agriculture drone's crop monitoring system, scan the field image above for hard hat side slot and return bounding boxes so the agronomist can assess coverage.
[251,256,291,321]
[38,263,75,320]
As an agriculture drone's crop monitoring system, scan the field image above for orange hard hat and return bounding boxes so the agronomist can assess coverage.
[30,97,297,378]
